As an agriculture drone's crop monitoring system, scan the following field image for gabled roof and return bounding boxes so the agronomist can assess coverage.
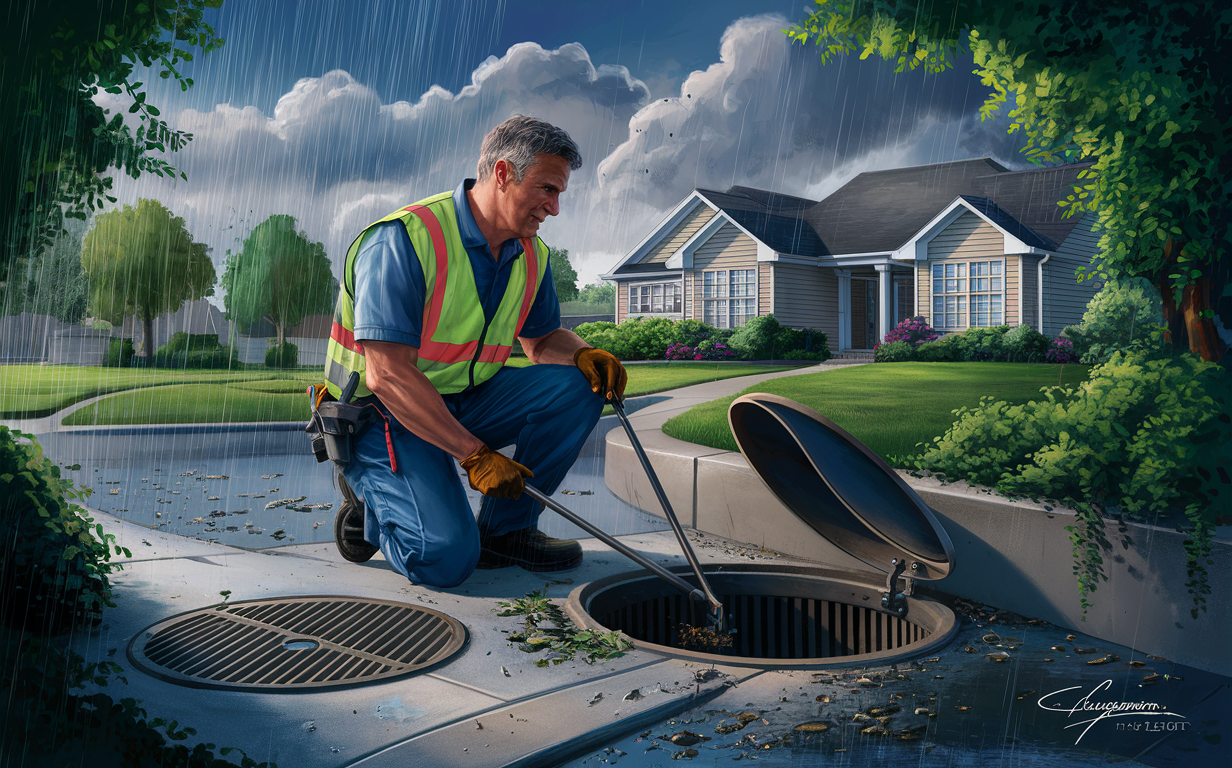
[608,157,1094,276]
[969,163,1094,247]
[695,188,826,257]
[803,158,1011,256]
[958,195,1056,250]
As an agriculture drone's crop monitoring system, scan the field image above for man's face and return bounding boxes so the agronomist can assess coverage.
[496,153,570,239]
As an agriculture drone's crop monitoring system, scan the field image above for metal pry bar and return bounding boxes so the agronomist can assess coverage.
[523,485,707,607]
[610,398,724,629]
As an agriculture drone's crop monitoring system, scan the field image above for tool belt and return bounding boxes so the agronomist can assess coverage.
[305,383,397,471]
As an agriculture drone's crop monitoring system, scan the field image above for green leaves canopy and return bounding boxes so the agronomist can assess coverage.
[0,0,224,312]
[222,215,337,342]
[81,198,215,331]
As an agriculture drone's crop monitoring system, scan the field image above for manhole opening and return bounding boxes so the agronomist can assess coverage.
[128,596,467,691]
[568,565,958,667]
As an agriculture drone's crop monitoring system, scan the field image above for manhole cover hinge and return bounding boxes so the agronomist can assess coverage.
[881,558,918,618]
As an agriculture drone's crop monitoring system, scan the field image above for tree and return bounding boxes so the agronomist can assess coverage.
[0,0,224,314]
[549,247,579,302]
[17,220,90,325]
[788,1,1231,362]
[81,199,215,358]
[577,281,616,310]
[222,215,337,347]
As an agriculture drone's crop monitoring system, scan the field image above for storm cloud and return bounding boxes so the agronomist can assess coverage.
[104,14,1025,290]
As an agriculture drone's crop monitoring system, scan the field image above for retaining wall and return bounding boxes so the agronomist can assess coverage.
[605,427,1232,676]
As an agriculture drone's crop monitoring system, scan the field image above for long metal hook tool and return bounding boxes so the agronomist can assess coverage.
[610,398,724,628]
[522,485,707,606]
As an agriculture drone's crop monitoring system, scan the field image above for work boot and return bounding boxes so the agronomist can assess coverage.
[476,526,583,572]
[334,474,378,563]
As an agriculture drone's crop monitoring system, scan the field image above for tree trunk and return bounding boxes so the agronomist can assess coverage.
[142,312,155,359]
[1160,237,1224,362]
[275,320,285,348]
[1182,277,1221,362]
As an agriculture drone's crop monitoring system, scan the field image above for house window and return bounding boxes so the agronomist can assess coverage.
[702,269,756,328]
[628,281,681,315]
[930,260,1002,329]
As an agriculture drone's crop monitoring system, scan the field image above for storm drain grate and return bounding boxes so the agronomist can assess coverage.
[598,591,927,659]
[128,596,467,691]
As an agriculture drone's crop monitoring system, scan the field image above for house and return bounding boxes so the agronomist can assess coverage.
[603,158,1102,352]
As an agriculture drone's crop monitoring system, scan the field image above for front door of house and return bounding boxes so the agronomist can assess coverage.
[850,280,877,349]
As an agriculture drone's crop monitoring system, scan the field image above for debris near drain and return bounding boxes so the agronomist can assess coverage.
[666,731,709,747]
[676,622,734,652]
[265,496,307,509]
[792,721,830,733]
[494,589,632,667]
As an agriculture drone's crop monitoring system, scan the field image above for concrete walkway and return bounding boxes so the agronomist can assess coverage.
[620,359,867,432]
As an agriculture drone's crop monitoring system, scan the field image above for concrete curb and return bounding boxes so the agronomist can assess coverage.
[605,419,1232,677]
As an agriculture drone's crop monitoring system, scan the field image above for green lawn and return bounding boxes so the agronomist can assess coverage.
[61,361,808,425]
[661,362,1092,465]
[0,364,323,419]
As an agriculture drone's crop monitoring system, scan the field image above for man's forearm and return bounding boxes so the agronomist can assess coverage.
[363,340,483,460]
[521,327,589,365]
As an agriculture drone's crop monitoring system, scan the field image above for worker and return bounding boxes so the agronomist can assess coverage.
[321,114,627,588]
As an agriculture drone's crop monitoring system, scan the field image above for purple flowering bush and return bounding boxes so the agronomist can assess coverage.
[1046,337,1077,363]
[696,340,735,360]
[664,342,701,361]
[883,316,939,346]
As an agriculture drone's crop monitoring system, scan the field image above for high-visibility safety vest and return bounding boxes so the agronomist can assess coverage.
[324,191,549,399]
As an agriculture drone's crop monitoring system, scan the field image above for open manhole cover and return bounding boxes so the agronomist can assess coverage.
[128,596,467,691]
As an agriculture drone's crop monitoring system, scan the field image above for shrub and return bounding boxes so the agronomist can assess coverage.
[916,350,1230,616]
[949,325,1009,361]
[1002,323,1049,362]
[874,340,915,362]
[1046,337,1077,363]
[780,349,827,361]
[265,341,298,368]
[0,428,128,633]
[691,340,733,360]
[105,338,134,367]
[1062,278,1166,364]
[665,343,700,361]
[727,314,830,361]
[884,316,939,346]
[915,338,960,362]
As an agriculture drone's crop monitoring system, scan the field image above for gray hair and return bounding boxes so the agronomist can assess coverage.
[476,115,583,184]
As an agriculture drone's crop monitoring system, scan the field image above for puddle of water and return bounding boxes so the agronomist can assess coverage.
[50,418,668,549]
[557,616,1229,767]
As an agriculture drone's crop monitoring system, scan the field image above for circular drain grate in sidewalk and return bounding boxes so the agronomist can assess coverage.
[128,596,467,691]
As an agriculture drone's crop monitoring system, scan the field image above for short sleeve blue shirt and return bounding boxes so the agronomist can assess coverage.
[351,179,561,349]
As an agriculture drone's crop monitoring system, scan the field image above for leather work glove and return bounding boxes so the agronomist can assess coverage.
[459,444,533,499]
[574,347,628,402]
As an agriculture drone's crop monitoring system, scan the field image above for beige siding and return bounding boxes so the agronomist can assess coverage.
[1004,255,1019,325]
[928,211,1003,259]
[1042,213,1103,337]
[1020,255,1039,330]
[616,282,628,323]
[684,272,694,320]
[917,265,931,327]
[692,223,757,270]
[773,263,839,342]
[642,205,716,264]
[758,263,773,316]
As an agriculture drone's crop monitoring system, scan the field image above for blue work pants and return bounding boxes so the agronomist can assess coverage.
[341,363,603,587]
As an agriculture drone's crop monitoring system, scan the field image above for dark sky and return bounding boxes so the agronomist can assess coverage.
[179,0,805,113]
